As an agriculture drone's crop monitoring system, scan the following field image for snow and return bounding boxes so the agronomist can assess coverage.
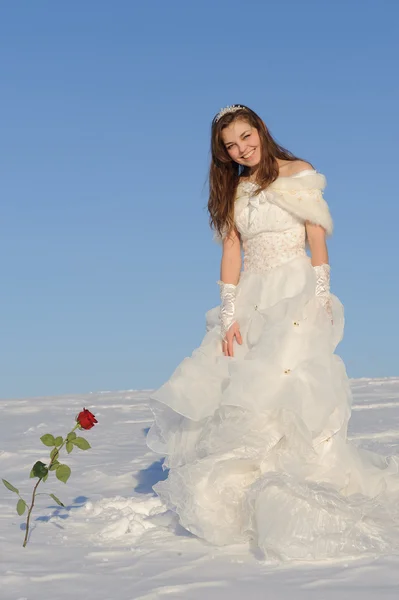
[1,380,399,599]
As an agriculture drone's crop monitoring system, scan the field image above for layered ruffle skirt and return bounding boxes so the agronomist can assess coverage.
[147,256,399,560]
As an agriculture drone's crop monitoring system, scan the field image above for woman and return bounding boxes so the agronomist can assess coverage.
[146,105,399,560]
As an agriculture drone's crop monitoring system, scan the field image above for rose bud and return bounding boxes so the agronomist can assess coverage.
[76,408,98,430]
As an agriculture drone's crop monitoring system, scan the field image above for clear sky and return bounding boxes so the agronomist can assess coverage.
[1,0,398,399]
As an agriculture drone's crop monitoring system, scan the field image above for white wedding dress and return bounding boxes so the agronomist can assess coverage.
[146,169,399,560]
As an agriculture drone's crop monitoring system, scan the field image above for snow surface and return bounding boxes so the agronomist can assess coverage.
[2,379,399,599]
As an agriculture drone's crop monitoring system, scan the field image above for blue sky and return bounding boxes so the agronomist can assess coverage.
[1,0,398,399]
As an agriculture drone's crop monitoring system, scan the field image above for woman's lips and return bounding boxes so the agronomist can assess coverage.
[242,148,256,159]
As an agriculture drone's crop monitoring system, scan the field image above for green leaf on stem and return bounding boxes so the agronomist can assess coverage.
[42,472,49,483]
[49,493,65,507]
[2,479,19,494]
[67,432,76,441]
[49,461,60,471]
[50,447,59,461]
[66,441,73,454]
[73,437,91,450]
[54,436,63,447]
[56,464,71,484]
[17,499,26,516]
[32,461,49,479]
[41,434,56,447]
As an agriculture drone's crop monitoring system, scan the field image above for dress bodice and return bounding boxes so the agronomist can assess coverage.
[233,169,331,273]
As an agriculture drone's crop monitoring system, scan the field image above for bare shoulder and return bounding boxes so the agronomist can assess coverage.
[288,160,315,175]
[278,160,315,177]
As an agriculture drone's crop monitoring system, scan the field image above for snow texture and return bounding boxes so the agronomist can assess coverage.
[1,380,399,599]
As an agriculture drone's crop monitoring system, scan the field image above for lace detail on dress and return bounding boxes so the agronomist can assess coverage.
[313,263,333,320]
[234,172,333,273]
[243,225,306,273]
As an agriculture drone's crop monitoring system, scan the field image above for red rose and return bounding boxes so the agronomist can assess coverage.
[76,408,98,430]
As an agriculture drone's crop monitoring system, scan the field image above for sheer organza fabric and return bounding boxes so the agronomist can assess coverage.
[146,171,399,560]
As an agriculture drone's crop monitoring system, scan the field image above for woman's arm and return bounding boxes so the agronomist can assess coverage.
[306,221,333,322]
[306,222,329,266]
[220,226,242,283]
[218,227,242,356]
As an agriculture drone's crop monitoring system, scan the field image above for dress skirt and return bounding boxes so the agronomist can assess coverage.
[146,255,399,560]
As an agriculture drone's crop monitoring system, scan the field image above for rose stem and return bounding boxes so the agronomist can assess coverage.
[22,422,80,547]
[23,477,43,547]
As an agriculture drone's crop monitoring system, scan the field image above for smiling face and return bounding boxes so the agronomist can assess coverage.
[221,119,261,168]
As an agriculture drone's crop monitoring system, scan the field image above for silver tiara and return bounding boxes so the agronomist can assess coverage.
[215,105,245,122]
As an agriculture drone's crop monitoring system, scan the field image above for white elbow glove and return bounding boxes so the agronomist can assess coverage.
[313,264,333,321]
[217,280,237,341]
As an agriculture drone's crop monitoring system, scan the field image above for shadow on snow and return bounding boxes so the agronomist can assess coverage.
[134,459,168,495]
[20,495,89,530]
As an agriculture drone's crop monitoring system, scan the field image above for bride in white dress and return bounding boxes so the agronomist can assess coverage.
[146,104,399,560]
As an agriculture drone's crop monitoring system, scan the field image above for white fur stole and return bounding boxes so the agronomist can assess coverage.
[237,171,333,236]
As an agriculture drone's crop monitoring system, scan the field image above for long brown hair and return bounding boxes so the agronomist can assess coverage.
[208,104,303,239]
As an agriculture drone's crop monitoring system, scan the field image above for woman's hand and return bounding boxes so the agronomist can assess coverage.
[222,321,242,357]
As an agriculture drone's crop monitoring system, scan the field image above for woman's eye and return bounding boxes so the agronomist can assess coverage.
[243,134,250,139]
